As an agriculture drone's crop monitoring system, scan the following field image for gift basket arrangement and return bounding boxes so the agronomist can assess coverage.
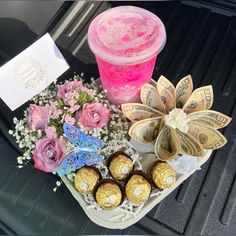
[9,6,231,229]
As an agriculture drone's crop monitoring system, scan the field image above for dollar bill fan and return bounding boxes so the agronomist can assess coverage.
[121,75,232,161]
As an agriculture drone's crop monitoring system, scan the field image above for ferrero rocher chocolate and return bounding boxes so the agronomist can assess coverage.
[125,174,151,205]
[74,166,100,194]
[95,181,122,210]
[108,153,133,180]
[150,161,176,189]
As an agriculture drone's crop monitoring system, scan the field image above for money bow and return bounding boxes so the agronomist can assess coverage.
[122,75,232,161]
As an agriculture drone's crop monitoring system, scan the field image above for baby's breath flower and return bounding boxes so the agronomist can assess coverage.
[10,74,130,172]
[56,181,62,187]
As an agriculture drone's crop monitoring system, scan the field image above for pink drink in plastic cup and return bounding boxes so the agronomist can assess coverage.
[88,6,166,105]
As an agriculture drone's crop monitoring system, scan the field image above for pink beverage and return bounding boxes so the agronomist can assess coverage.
[88,6,166,105]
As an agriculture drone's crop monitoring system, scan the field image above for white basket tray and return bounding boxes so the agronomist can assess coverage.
[61,148,212,229]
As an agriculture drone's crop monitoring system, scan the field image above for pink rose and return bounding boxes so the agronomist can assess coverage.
[57,80,83,99]
[27,104,50,130]
[33,137,66,173]
[76,103,110,130]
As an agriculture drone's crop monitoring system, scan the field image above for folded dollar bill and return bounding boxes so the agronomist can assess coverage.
[122,75,232,161]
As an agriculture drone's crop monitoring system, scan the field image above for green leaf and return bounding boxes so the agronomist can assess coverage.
[76,90,94,107]
[55,97,65,109]
[48,118,63,136]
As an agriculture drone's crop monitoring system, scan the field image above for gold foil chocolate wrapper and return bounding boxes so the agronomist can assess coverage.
[125,172,151,205]
[150,161,176,189]
[108,152,133,180]
[74,166,100,194]
[94,180,123,210]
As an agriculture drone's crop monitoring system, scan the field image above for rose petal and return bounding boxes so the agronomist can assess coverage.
[77,103,110,130]
[33,137,66,173]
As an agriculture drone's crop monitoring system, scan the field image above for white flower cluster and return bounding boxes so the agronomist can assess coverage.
[9,74,130,171]
[53,180,62,192]
[164,108,190,133]
[31,82,57,106]
[9,115,43,168]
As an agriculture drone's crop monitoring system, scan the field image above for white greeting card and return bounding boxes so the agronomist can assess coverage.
[0,33,69,110]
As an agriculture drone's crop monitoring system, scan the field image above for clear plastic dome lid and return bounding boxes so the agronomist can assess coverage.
[88,6,166,64]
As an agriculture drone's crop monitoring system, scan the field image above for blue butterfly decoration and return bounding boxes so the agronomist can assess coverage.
[57,122,104,176]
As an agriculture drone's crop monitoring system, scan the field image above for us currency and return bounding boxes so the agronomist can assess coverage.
[187,122,227,149]
[176,75,193,108]
[155,126,180,160]
[175,129,204,157]
[129,117,163,143]
[141,83,167,113]
[188,110,231,129]
[156,75,176,111]
[121,103,163,122]
[183,85,213,114]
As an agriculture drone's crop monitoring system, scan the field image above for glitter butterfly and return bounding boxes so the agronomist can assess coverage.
[57,122,104,176]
